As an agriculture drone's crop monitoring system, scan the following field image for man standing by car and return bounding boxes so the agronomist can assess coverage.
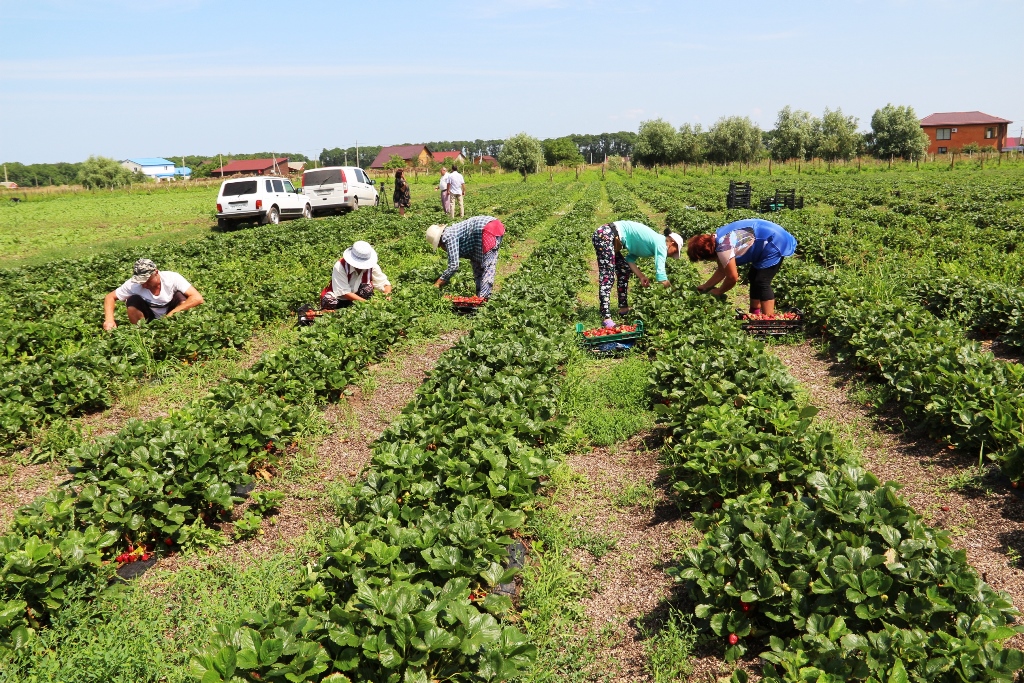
[447,164,465,218]
[102,258,204,330]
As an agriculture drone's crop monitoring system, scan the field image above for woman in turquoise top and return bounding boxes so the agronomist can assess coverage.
[591,220,685,328]
[687,219,798,316]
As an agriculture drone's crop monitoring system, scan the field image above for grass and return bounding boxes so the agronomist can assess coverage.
[637,608,698,682]
[0,551,311,683]
[559,353,655,450]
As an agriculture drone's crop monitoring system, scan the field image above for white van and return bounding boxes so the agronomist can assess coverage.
[216,176,311,228]
[301,166,379,215]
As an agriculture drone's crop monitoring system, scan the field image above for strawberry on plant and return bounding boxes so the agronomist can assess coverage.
[728,633,739,645]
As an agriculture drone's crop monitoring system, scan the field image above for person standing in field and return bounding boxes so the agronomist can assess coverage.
[320,240,392,309]
[591,221,683,328]
[102,258,204,330]
[425,216,505,298]
[688,218,797,316]
[392,169,411,217]
[447,164,465,218]
[438,166,451,215]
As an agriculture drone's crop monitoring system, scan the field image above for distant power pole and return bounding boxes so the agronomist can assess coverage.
[219,154,223,178]
[356,141,360,168]
[344,150,348,165]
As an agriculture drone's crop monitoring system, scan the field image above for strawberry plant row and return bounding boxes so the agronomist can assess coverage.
[632,264,1024,681]
[0,182,575,454]
[773,260,1024,482]
[0,184,581,656]
[190,187,601,682]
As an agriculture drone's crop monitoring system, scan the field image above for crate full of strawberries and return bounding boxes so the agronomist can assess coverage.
[575,320,644,352]
[735,309,803,336]
[446,295,487,314]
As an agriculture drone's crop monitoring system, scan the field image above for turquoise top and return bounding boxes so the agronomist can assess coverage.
[614,220,668,282]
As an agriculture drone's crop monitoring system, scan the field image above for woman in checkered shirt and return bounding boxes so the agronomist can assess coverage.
[425,216,506,299]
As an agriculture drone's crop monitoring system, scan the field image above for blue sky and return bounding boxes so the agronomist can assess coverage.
[2,0,1021,163]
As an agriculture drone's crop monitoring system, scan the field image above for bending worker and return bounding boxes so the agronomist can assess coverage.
[592,220,684,328]
[687,218,797,316]
[103,258,203,330]
[426,216,506,299]
[320,240,392,309]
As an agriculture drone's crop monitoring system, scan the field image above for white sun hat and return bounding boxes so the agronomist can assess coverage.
[343,240,378,269]
[425,224,445,250]
[667,232,685,259]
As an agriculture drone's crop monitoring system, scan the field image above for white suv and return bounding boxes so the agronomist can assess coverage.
[215,176,312,228]
[301,166,379,215]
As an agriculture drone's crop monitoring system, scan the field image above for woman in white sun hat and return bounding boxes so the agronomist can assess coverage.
[320,240,392,309]
[591,220,684,328]
[425,215,506,299]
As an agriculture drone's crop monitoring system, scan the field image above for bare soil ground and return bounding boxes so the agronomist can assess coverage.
[557,432,693,681]
[770,339,1024,650]
[157,330,464,574]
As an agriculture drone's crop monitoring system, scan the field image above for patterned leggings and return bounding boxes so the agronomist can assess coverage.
[592,224,631,317]
[471,235,503,298]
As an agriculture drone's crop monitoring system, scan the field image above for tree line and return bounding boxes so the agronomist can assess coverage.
[630,104,933,167]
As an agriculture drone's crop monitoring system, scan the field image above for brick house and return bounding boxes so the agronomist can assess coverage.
[369,145,433,169]
[432,150,466,165]
[919,111,1012,154]
[210,158,289,176]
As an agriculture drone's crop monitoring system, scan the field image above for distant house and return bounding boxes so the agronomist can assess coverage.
[121,158,176,180]
[209,157,289,176]
[919,111,1012,154]
[433,150,466,165]
[474,155,498,166]
[1004,137,1023,152]
[370,145,432,169]
[287,161,306,174]
[174,167,191,178]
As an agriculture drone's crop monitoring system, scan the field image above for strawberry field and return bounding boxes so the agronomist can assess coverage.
[2,165,1024,682]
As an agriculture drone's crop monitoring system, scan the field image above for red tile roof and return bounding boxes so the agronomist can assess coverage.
[370,145,430,168]
[474,155,497,164]
[1005,137,1023,149]
[920,111,1011,126]
[433,150,464,161]
[211,157,288,174]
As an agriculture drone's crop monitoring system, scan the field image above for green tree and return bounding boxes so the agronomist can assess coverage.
[498,133,544,179]
[382,154,407,170]
[633,118,678,166]
[770,106,817,161]
[676,123,706,164]
[869,104,929,159]
[813,108,860,162]
[542,136,584,166]
[706,116,763,164]
[77,156,136,189]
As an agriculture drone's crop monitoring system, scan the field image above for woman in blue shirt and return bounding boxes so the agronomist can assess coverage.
[687,219,797,316]
[592,220,685,328]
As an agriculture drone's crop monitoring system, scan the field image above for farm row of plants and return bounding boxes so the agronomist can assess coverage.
[0,181,571,453]
[0,182,580,655]
[633,265,1024,681]
[187,187,601,681]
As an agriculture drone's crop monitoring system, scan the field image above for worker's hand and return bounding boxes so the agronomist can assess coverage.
[638,275,651,288]
[103,319,116,331]
[603,318,617,329]
[661,280,671,289]
[434,279,444,288]
[696,285,709,293]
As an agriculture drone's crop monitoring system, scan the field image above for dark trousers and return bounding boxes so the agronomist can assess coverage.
[748,261,783,301]
[126,291,187,321]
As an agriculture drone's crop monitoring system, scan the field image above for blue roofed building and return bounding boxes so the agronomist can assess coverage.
[121,157,176,180]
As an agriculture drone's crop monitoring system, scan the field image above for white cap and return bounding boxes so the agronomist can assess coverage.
[667,232,684,259]
[343,240,378,269]
[425,224,445,250]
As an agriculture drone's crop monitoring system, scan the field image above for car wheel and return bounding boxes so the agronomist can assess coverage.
[266,206,280,225]
[302,204,312,219]
[374,195,380,207]
[351,198,359,211]
[217,217,229,229]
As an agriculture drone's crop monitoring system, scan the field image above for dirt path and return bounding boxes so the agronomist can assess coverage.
[770,340,1024,649]
[156,330,465,573]
[0,461,65,533]
[557,431,691,681]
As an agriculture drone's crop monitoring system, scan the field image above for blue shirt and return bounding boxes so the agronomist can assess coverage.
[715,219,797,270]
[614,220,669,282]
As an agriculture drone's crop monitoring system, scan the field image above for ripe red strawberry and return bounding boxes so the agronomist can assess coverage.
[728,633,739,645]
[712,501,721,509]
[740,602,751,612]
[164,538,173,546]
